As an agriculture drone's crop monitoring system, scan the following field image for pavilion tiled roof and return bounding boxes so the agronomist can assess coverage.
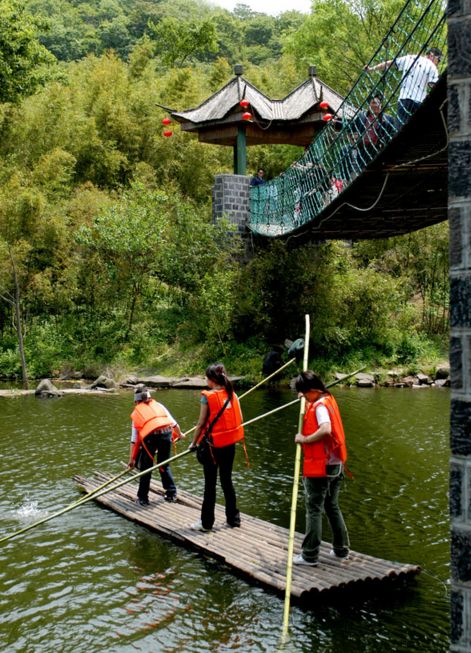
[171,73,349,126]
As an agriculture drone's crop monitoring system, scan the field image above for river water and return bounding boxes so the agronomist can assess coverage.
[0,387,450,652]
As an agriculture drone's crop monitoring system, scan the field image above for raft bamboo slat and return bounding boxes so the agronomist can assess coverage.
[74,472,421,603]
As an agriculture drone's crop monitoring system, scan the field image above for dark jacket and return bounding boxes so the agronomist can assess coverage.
[352,110,395,148]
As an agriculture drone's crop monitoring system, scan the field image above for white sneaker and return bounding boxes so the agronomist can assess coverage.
[293,553,318,566]
[329,549,350,560]
[190,519,211,533]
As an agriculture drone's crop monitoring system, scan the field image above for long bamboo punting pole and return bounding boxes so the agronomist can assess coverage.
[0,361,364,546]
[42,360,300,512]
[0,358,296,545]
[70,468,131,507]
[70,358,296,507]
[69,359,356,513]
[239,357,295,398]
[0,448,194,545]
[281,315,310,642]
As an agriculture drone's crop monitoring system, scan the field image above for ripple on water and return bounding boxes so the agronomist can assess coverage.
[0,390,451,653]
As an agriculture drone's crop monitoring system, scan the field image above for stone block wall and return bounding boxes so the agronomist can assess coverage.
[212,174,250,236]
[449,0,471,650]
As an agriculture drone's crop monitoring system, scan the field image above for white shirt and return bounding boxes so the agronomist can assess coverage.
[395,55,439,102]
[315,403,330,426]
[315,402,341,465]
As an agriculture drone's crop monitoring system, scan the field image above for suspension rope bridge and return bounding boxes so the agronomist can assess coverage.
[249,0,447,241]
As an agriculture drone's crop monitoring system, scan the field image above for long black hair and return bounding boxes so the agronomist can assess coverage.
[295,371,328,394]
[206,362,233,399]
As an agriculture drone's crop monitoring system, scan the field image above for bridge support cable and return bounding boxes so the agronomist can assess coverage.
[249,0,447,238]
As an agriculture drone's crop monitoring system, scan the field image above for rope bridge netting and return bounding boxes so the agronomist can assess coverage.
[249,0,447,237]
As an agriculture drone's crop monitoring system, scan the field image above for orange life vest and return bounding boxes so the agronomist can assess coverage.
[301,393,347,477]
[201,388,244,448]
[130,399,174,461]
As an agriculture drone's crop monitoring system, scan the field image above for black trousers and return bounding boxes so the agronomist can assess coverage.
[397,98,421,126]
[137,429,176,501]
[201,443,240,530]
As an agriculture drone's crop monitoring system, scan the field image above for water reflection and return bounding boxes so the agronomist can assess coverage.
[0,388,450,652]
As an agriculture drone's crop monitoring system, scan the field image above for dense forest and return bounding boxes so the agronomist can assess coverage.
[0,0,448,385]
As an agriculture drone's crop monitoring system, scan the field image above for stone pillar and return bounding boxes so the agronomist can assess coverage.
[212,173,250,237]
[449,0,471,650]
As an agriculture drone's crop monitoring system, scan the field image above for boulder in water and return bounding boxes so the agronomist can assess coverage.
[35,379,63,398]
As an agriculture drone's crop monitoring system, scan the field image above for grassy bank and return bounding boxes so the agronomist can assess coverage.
[29,336,448,388]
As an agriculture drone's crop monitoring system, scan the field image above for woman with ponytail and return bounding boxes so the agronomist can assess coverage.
[189,363,244,532]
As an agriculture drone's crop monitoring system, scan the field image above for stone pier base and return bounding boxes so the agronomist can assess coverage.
[212,174,250,236]
[449,0,471,649]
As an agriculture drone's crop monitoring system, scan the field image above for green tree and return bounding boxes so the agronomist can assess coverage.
[0,173,71,385]
[353,223,449,335]
[76,183,173,340]
[0,0,55,101]
[0,239,30,387]
[148,16,218,67]
[283,0,403,91]
[75,183,240,354]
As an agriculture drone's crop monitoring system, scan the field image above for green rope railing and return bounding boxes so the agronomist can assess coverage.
[249,0,447,237]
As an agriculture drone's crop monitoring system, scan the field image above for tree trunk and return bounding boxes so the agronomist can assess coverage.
[10,249,28,389]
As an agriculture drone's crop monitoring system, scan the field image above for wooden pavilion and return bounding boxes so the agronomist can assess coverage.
[169,65,347,175]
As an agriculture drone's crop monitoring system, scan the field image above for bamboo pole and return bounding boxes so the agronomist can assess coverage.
[0,448,193,545]
[281,315,310,643]
[45,360,299,514]
[0,358,296,545]
[242,366,366,431]
[0,361,364,546]
[239,358,295,398]
[70,467,131,507]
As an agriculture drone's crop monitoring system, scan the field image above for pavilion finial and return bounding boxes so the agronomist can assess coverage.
[234,64,244,76]
[309,65,317,77]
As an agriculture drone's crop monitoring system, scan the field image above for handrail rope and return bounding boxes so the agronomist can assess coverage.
[284,97,448,243]
[248,0,447,236]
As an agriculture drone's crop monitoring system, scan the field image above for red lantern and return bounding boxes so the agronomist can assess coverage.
[242,111,252,121]
[163,130,173,137]
[239,99,250,108]
[322,113,333,122]
[319,101,329,110]
[162,117,171,125]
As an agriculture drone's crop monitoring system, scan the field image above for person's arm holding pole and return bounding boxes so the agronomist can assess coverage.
[0,362,362,545]
[0,360,295,545]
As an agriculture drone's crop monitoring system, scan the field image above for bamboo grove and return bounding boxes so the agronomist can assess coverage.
[0,0,449,384]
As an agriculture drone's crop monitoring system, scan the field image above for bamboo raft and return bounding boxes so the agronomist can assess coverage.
[74,471,421,605]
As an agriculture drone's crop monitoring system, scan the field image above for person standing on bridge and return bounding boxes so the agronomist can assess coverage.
[128,385,183,506]
[293,371,350,566]
[189,363,244,532]
[364,47,441,126]
[250,168,266,186]
[352,92,396,167]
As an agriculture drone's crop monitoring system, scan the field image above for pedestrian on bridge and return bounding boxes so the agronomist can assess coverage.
[250,168,266,186]
[352,93,395,167]
[364,47,441,125]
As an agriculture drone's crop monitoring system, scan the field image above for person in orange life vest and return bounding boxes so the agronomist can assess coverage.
[189,363,244,532]
[292,371,350,566]
[128,385,183,506]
